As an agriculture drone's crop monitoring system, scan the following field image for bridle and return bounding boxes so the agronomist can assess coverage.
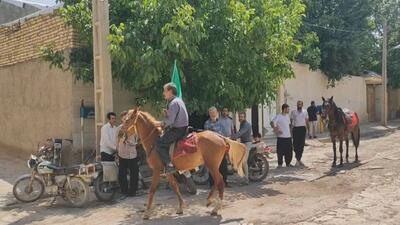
[127,111,159,155]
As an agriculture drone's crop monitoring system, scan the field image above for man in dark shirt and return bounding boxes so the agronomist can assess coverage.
[232,112,252,185]
[307,101,318,139]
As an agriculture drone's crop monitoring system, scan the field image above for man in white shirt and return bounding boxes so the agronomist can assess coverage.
[290,100,309,167]
[271,104,293,168]
[100,112,118,161]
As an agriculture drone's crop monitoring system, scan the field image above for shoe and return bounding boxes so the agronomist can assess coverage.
[225,183,232,188]
[286,164,294,167]
[313,136,317,138]
[299,161,305,167]
[119,194,128,200]
[277,164,283,169]
[309,136,312,139]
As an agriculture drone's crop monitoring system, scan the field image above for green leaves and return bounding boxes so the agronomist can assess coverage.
[46,0,307,113]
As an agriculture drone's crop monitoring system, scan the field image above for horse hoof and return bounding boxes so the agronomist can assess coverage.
[331,163,336,168]
[176,209,183,215]
[338,164,343,167]
[210,211,219,216]
[143,215,150,220]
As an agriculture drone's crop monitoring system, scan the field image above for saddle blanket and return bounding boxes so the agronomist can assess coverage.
[170,133,199,160]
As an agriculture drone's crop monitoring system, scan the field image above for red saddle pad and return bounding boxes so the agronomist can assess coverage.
[173,133,198,159]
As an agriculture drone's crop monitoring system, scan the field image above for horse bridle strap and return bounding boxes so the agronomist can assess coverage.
[133,111,158,156]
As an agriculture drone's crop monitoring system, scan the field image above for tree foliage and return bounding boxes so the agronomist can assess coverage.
[297,0,376,85]
[44,0,307,112]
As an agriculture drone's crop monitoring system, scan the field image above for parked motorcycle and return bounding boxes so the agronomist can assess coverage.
[13,139,92,207]
[192,144,272,184]
[93,148,197,202]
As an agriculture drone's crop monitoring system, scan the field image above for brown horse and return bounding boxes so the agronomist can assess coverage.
[120,109,246,220]
[322,96,360,167]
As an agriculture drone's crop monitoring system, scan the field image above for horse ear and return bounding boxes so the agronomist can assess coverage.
[330,96,334,101]
[322,97,325,102]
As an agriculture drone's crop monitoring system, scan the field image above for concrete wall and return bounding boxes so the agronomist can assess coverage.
[0,58,74,156]
[278,62,368,122]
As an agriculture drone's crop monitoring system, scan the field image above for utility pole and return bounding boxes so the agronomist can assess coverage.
[92,0,113,159]
[382,20,388,127]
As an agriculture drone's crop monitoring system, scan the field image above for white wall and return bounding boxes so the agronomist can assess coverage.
[278,62,368,122]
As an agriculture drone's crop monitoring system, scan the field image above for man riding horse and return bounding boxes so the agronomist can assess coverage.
[155,82,189,173]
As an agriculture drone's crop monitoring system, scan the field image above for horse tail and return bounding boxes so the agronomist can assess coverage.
[351,125,360,148]
[223,138,246,177]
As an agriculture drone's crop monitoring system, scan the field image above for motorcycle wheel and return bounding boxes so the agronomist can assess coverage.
[248,153,269,182]
[64,177,90,207]
[93,172,117,202]
[13,175,44,203]
[191,166,210,185]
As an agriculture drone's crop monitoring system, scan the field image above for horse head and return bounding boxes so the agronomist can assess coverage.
[321,96,335,117]
[120,107,141,139]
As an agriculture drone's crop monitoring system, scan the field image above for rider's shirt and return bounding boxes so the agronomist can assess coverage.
[164,97,189,128]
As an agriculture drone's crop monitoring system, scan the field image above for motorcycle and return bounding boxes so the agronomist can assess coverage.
[192,144,272,184]
[13,139,92,207]
[93,147,197,202]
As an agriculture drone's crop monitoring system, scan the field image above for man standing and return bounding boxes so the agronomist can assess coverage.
[232,112,252,185]
[271,104,292,168]
[290,100,308,167]
[307,101,318,139]
[219,107,234,138]
[117,111,139,197]
[100,112,118,161]
[204,106,229,188]
[156,83,189,173]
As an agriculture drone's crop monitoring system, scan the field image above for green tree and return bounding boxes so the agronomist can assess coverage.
[370,0,400,88]
[297,0,376,85]
[44,0,308,112]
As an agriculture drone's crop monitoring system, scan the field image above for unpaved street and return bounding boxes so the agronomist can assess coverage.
[1,131,400,225]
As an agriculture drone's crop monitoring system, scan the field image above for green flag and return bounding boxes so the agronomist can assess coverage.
[171,60,182,98]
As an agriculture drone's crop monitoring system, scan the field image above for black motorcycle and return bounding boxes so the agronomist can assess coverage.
[192,145,272,184]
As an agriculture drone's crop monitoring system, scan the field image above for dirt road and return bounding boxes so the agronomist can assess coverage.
[1,132,400,225]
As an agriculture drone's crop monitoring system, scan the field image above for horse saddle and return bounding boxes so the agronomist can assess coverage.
[341,109,359,130]
[169,132,199,160]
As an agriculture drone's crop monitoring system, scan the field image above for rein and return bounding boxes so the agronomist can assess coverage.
[132,112,159,156]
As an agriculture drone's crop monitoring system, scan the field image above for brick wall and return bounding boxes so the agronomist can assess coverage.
[0,12,79,67]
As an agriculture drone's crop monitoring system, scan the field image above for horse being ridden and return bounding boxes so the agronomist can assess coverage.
[120,109,246,220]
[322,96,360,167]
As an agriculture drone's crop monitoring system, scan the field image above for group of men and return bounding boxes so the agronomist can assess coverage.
[270,100,320,168]
[203,107,254,186]
[99,82,322,194]
[99,111,140,197]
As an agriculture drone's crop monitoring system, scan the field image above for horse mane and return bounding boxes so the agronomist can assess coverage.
[331,101,345,125]
[139,111,163,134]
